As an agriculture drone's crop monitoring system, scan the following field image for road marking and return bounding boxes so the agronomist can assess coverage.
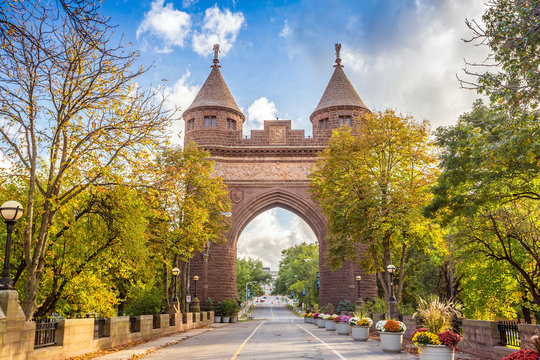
[296,324,348,360]
[230,321,264,360]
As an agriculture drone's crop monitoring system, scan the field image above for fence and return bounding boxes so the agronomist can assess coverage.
[34,318,59,348]
[94,318,107,339]
[497,321,520,347]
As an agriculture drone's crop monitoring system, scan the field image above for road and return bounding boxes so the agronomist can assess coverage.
[143,296,415,359]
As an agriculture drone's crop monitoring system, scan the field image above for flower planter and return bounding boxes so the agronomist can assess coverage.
[325,320,336,331]
[222,316,230,323]
[379,332,404,352]
[214,316,221,323]
[317,318,326,328]
[351,326,369,341]
[419,344,454,360]
[230,316,238,323]
[304,317,309,323]
[337,322,350,335]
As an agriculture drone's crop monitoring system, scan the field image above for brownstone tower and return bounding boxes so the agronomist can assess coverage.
[186,44,377,308]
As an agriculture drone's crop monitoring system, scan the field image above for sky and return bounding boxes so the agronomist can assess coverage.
[101,0,490,270]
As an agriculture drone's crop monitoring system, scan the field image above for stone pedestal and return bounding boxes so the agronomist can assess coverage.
[190,297,200,313]
[355,297,363,309]
[387,300,399,320]
[170,300,180,314]
[0,290,35,360]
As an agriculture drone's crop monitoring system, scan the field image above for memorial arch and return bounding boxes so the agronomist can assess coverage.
[186,45,377,307]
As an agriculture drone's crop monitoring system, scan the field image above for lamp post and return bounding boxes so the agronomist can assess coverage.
[0,201,24,290]
[386,264,397,319]
[356,275,362,299]
[245,281,254,313]
[171,267,180,302]
[193,275,199,298]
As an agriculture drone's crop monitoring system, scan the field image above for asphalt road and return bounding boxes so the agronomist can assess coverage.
[143,296,415,360]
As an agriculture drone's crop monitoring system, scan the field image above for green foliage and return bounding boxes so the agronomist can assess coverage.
[272,242,319,306]
[236,257,272,300]
[215,301,224,317]
[320,303,335,314]
[221,299,240,317]
[123,283,162,316]
[357,298,387,314]
[336,300,355,314]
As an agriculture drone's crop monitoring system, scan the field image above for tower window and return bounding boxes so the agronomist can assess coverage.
[227,118,237,130]
[339,116,351,127]
[204,116,217,127]
[319,118,329,129]
[187,118,195,130]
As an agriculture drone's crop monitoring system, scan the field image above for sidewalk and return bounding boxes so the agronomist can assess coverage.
[91,323,229,360]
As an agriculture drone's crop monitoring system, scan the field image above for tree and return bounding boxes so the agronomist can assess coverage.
[149,144,231,312]
[236,258,272,301]
[0,1,174,319]
[272,242,318,306]
[310,111,439,302]
[427,100,540,314]
[461,0,540,112]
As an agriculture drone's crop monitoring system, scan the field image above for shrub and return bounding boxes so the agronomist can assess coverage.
[221,299,239,317]
[215,301,224,317]
[336,300,355,314]
[321,303,335,314]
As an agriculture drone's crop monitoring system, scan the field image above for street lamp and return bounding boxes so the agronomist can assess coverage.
[193,275,199,298]
[386,264,396,301]
[171,267,180,302]
[0,201,24,290]
[356,275,362,299]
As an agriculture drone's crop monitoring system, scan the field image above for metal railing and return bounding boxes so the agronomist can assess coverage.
[497,321,520,347]
[34,318,59,348]
[169,313,175,326]
[153,314,160,329]
[129,316,138,333]
[94,318,107,339]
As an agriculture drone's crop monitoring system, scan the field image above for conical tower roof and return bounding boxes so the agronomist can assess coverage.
[311,44,369,117]
[184,50,243,117]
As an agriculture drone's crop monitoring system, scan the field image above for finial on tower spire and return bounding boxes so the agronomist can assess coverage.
[334,43,342,67]
[212,44,220,67]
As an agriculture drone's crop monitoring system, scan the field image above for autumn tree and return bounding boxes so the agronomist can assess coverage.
[150,144,231,312]
[0,1,174,319]
[310,111,439,302]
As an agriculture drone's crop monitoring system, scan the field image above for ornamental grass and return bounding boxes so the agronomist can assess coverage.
[415,296,460,334]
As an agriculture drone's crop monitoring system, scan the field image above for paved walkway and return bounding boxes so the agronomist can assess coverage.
[93,323,229,360]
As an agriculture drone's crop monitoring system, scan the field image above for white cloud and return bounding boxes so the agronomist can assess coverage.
[245,97,278,133]
[334,1,490,128]
[182,0,197,8]
[192,6,245,57]
[137,0,191,53]
[279,21,290,37]
[162,71,201,144]
[237,209,317,270]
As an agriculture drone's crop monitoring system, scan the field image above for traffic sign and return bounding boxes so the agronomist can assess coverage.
[186,295,191,303]
[247,288,251,298]
[316,271,320,289]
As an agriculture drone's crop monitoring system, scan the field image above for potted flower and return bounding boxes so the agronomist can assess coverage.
[303,312,311,323]
[376,319,407,353]
[221,298,239,323]
[413,297,462,359]
[317,313,327,328]
[312,313,319,325]
[412,328,461,360]
[349,317,373,341]
[337,315,351,335]
[325,314,337,331]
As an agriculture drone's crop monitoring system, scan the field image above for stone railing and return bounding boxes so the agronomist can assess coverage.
[0,290,214,360]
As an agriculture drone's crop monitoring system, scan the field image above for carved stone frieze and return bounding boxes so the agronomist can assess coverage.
[214,161,315,182]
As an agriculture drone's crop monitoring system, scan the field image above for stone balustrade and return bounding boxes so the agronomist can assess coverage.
[0,290,214,360]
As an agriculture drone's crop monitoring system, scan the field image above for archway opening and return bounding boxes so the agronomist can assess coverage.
[236,207,318,306]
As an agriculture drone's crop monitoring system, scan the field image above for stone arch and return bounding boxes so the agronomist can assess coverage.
[229,187,326,245]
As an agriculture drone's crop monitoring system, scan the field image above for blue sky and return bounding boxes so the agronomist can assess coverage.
[101,0,489,269]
